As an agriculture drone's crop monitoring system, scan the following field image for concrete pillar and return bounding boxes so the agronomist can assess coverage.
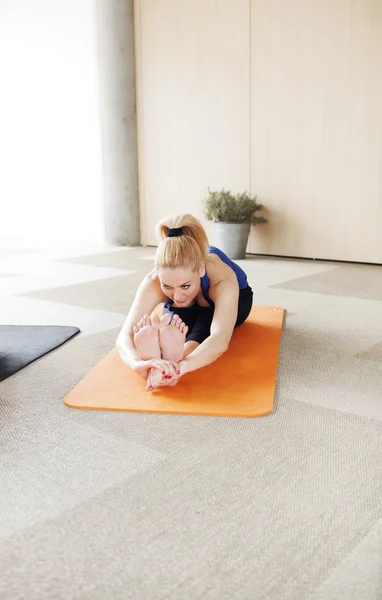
[95,0,140,245]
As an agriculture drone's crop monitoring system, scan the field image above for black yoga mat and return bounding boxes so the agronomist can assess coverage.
[0,325,80,382]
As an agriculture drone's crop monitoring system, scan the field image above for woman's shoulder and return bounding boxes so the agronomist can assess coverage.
[146,268,161,285]
[146,267,158,279]
[139,268,161,290]
[206,253,236,284]
[139,269,168,303]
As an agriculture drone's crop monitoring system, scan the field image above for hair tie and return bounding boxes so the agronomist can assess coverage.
[167,227,184,238]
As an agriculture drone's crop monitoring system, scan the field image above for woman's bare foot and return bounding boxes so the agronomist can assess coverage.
[133,314,161,360]
[159,313,188,362]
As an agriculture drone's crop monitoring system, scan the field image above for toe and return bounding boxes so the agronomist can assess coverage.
[171,314,180,326]
[143,314,151,326]
[151,314,160,328]
[160,313,172,326]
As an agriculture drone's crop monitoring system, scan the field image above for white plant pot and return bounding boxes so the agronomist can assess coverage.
[212,222,251,260]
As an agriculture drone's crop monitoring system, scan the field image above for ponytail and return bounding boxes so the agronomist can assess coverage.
[155,214,209,272]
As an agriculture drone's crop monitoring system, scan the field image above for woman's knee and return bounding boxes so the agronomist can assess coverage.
[235,286,253,327]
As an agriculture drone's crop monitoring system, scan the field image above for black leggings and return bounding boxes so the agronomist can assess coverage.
[163,285,253,345]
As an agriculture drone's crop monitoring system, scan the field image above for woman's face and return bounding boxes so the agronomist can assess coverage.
[158,264,205,307]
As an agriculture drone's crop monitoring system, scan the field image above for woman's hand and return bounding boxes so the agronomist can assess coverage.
[129,358,178,381]
[146,360,182,391]
[146,360,187,391]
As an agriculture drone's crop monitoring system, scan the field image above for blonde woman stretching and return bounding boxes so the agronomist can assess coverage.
[116,214,253,390]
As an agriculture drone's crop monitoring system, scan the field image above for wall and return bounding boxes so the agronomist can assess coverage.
[135,0,250,246]
[248,0,382,262]
[0,0,104,243]
[135,0,382,263]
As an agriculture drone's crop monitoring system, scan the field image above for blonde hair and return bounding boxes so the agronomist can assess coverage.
[155,214,209,272]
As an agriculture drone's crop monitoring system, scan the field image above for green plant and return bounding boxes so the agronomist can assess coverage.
[203,188,268,225]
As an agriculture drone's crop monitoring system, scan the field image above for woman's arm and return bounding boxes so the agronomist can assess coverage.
[179,273,239,376]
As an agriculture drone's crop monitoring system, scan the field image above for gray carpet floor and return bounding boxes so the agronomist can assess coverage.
[1,241,382,600]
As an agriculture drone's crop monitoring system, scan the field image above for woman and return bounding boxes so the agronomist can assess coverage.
[116,213,253,390]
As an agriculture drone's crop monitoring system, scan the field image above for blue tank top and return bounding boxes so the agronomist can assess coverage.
[201,246,248,307]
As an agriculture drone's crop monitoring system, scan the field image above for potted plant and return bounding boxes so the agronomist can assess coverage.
[203,188,268,259]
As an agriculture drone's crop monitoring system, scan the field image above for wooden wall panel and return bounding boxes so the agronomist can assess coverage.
[135,0,250,245]
[249,0,382,262]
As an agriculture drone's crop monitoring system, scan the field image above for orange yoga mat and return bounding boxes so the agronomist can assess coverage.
[64,306,284,418]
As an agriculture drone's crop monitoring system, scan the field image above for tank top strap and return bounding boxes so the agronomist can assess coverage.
[201,272,214,308]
